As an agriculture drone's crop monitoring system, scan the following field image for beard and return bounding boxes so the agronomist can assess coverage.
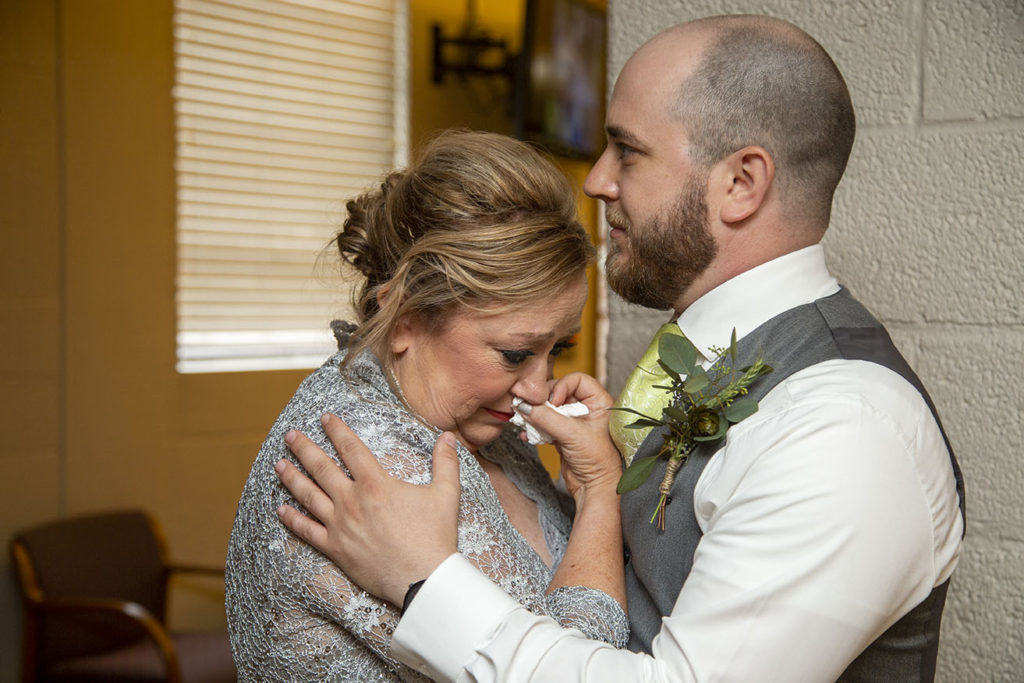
[605,174,717,310]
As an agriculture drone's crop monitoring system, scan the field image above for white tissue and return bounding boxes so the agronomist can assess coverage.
[510,397,590,445]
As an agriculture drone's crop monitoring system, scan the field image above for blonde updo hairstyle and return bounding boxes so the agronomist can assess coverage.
[334,130,595,369]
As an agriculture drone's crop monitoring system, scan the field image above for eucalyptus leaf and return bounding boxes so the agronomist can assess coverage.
[656,360,681,382]
[617,454,661,494]
[729,328,738,360]
[684,366,710,394]
[663,405,689,424]
[723,398,759,422]
[613,406,658,419]
[659,333,697,375]
[627,417,664,429]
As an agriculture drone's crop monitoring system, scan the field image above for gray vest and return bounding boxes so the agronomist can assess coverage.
[621,287,965,681]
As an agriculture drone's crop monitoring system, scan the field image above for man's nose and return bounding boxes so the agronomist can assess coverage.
[584,147,619,201]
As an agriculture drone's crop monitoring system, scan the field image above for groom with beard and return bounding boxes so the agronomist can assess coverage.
[275,14,965,682]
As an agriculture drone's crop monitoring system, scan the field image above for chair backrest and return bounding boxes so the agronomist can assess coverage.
[12,510,170,660]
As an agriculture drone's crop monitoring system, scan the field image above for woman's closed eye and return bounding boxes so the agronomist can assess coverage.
[500,340,575,367]
[550,340,575,358]
[501,349,533,366]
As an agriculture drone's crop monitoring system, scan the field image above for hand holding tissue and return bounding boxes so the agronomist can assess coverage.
[510,397,590,445]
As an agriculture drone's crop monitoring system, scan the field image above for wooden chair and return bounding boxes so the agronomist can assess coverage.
[10,509,236,683]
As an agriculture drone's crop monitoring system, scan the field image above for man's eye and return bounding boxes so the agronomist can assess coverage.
[501,350,532,365]
[550,341,576,358]
[616,143,638,160]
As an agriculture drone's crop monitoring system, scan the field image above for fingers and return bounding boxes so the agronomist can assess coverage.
[549,372,614,410]
[283,428,352,498]
[274,456,337,524]
[430,432,462,499]
[276,502,329,549]
[519,401,569,436]
[523,399,601,436]
[321,413,386,482]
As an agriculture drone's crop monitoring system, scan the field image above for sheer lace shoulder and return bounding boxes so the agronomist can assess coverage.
[226,330,627,681]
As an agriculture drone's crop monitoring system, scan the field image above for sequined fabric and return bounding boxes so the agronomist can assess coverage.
[225,324,628,681]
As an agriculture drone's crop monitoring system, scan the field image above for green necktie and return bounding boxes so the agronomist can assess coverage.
[609,322,683,465]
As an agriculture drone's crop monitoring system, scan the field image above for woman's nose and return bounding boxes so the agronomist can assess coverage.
[512,361,550,405]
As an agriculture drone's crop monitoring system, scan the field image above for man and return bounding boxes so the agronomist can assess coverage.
[277,14,964,681]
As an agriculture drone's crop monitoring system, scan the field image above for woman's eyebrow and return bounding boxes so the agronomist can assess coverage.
[505,325,582,344]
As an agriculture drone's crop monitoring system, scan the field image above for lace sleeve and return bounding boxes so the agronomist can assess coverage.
[545,585,630,647]
[272,502,430,681]
[228,438,432,680]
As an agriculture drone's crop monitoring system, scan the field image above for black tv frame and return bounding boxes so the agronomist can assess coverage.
[513,0,607,161]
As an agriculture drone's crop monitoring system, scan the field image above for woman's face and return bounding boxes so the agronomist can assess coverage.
[391,273,588,453]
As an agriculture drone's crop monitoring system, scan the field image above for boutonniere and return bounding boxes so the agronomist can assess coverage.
[615,329,773,530]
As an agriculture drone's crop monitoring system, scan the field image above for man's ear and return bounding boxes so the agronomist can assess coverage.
[715,146,774,224]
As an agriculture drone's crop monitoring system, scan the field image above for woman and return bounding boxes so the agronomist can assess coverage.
[225,130,628,681]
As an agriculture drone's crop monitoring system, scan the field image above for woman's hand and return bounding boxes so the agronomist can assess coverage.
[537,374,627,608]
[275,414,461,607]
[523,372,622,503]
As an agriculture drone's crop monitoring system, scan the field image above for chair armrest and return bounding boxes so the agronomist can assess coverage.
[32,598,183,683]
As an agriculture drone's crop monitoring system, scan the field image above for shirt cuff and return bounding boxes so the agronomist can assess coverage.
[391,553,523,679]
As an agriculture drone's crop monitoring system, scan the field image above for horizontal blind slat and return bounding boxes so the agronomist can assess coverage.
[176,100,393,139]
[175,0,397,373]
[178,0,395,28]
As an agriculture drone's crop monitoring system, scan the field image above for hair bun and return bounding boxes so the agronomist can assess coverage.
[335,172,404,284]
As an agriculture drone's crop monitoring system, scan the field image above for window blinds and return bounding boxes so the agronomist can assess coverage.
[174,0,407,372]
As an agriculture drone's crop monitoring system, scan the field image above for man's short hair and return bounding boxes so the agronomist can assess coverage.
[676,17,856,224]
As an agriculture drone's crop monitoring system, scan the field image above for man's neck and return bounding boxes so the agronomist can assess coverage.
[672,234,824,315]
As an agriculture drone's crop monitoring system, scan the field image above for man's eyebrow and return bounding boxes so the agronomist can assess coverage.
[605,124,646,149]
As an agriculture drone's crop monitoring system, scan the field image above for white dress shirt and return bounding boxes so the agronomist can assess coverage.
[391,245,964,682]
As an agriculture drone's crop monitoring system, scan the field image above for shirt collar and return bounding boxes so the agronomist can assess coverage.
[674,244,840,360]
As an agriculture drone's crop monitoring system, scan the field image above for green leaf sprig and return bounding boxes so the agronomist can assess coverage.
[615,329,773,530]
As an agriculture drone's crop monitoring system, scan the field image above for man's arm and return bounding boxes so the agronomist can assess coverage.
[277,366,958,682]
[390,377,953,681]
[275,414,460,606]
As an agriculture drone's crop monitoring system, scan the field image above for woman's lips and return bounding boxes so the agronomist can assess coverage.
[485,408,514,422]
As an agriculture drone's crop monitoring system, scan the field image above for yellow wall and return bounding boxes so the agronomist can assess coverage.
[0,1,603,676]
[409,1,605,472]
[409,0,522,146]
[2,3,64,673]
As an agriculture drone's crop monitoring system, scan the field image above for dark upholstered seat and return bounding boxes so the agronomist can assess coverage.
[10,510,236,683]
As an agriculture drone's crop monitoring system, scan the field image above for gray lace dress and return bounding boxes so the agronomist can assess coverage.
[225,324,628,681]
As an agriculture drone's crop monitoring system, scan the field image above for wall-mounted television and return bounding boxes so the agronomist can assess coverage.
[514,0,607,160]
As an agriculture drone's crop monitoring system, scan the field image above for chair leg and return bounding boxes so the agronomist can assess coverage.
[18,605,39,683]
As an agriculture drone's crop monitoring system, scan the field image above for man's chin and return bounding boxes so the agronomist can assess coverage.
[605,245,629,271]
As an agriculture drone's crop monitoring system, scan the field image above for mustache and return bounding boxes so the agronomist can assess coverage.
[605,208,629,230]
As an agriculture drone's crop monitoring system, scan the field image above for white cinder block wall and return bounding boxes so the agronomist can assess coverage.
[604,1,1024,679]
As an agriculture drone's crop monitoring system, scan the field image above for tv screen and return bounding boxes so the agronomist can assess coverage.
[516,0,607,160]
